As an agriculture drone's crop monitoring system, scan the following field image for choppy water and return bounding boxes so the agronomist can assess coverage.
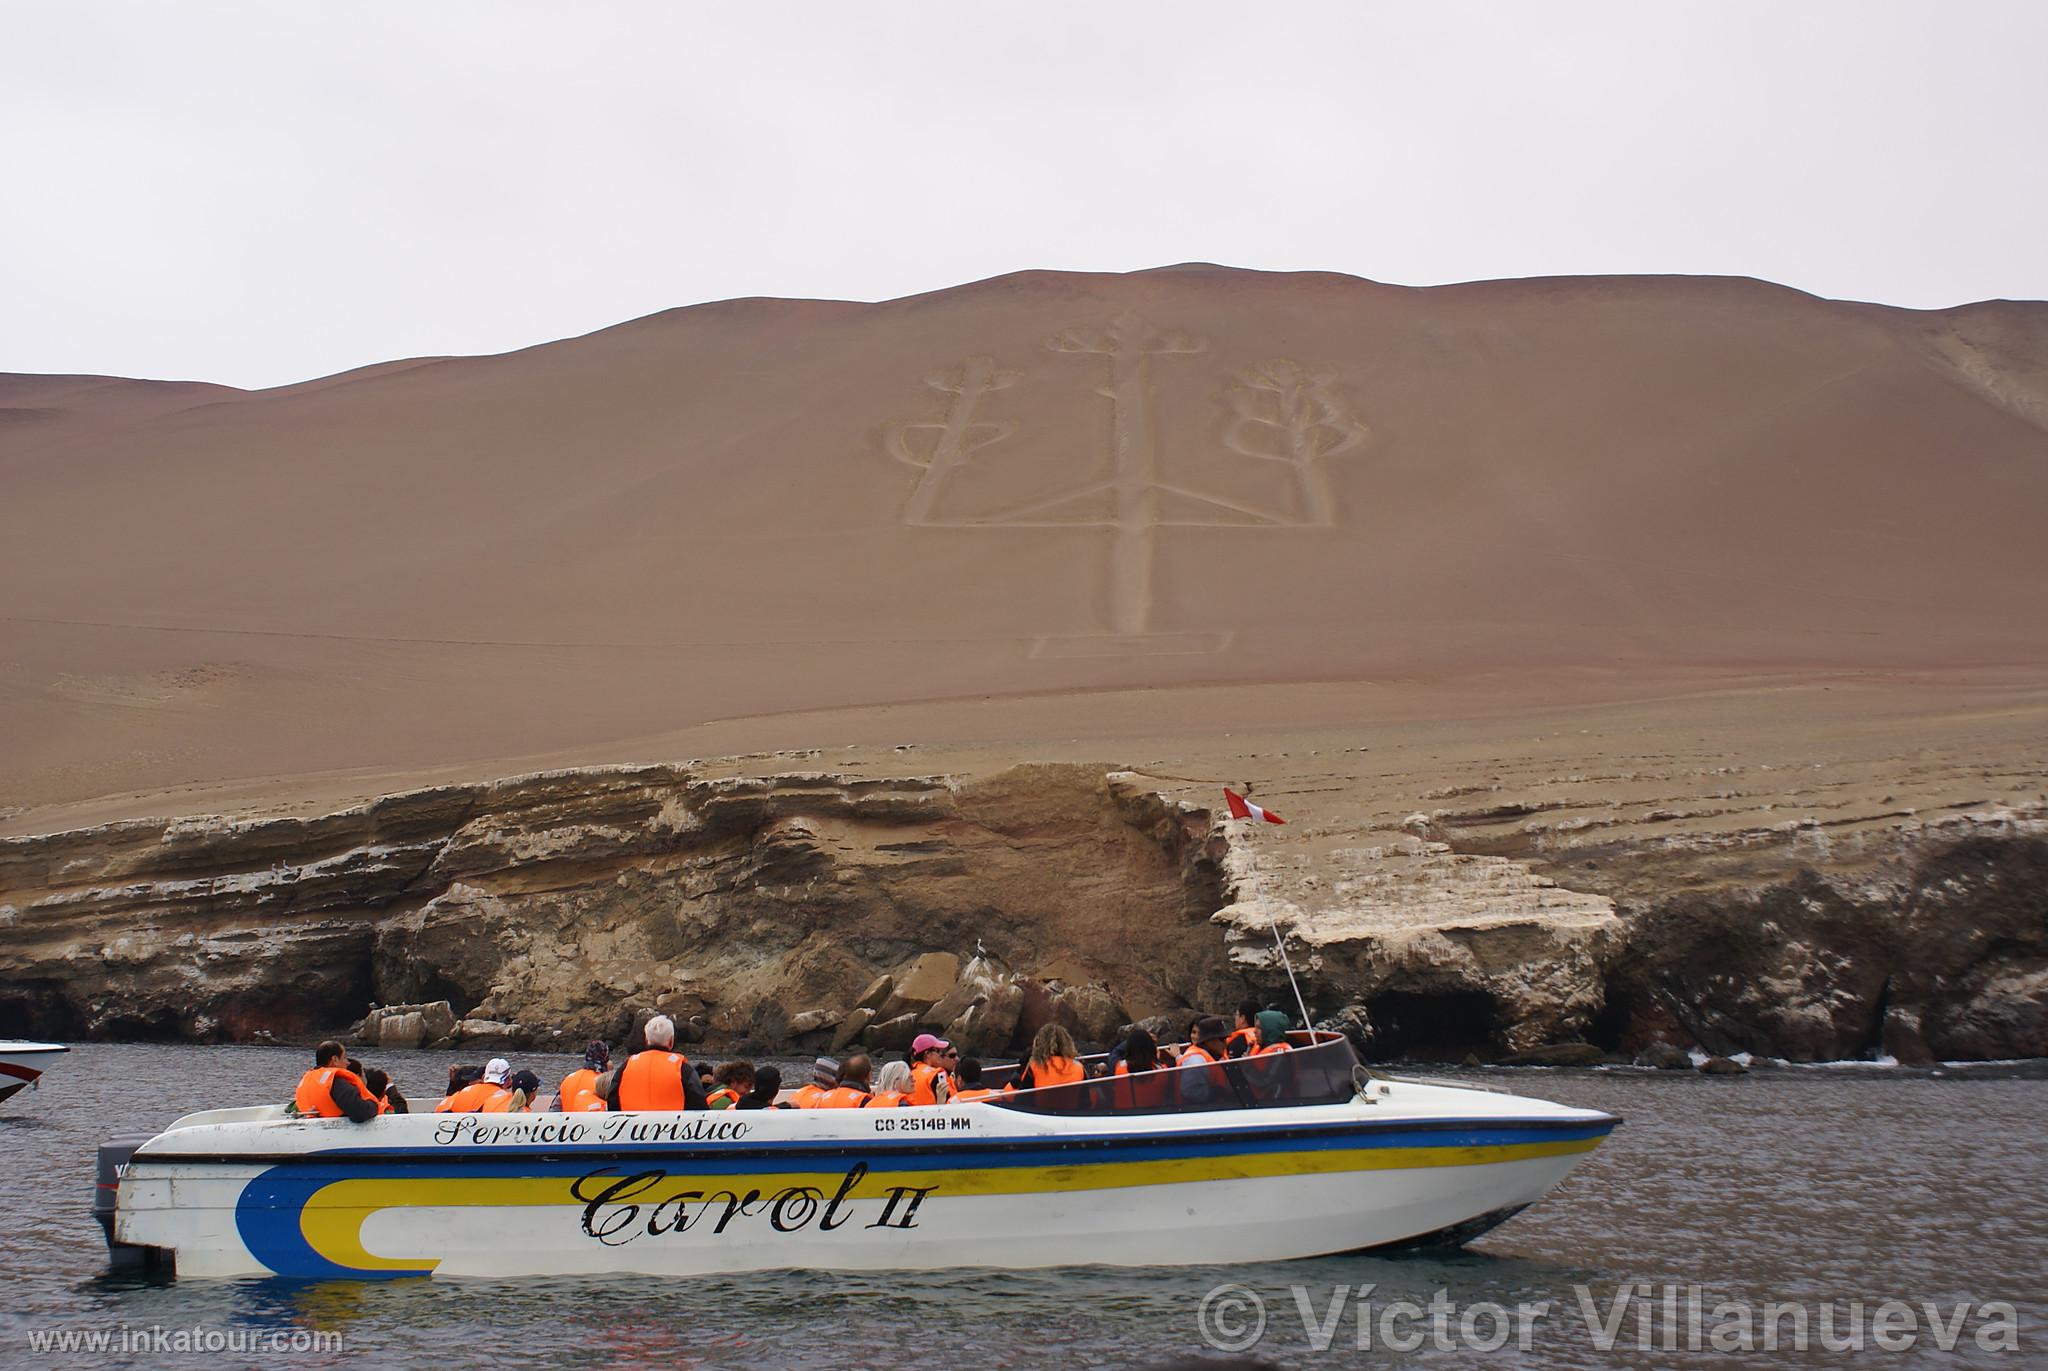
[2,1045,2042,1368]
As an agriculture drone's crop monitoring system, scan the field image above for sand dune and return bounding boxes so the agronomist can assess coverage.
[3,266,2046,819]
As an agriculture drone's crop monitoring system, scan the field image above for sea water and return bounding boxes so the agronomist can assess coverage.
[3,1045,2041,1368]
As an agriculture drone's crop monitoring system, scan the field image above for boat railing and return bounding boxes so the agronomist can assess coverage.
[980,1031,1363,1116]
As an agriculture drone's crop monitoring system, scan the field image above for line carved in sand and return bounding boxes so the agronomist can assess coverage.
[881,314,1370,647]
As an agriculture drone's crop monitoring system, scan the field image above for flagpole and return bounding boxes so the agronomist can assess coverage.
[1268,909,1315,1037]
[1224,787,1317,1035]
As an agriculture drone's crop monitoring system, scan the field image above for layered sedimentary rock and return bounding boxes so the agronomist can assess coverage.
[0,763,1234,1051]
[2,758,2043,1061]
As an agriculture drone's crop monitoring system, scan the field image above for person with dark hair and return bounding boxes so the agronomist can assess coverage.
[1226,1000,1262,1058]
[490,1069,540,1112]
[907,1034,956,1105]
[817,1054,877,1108]
[291,1040,379,1122]
[736,1064,789,1109]
[706,1061,754,1109]
[1112,1028,1170,1109]
[446,1062,483,1096]
[1175,1017,1233,1104]
[559,1041,610,1112]
[952,1058,996,1102]
[362,1066,408,1114]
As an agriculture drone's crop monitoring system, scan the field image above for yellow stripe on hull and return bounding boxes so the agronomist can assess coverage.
[299,1136,1601,1273]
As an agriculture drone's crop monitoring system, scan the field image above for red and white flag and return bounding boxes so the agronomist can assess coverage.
[1223,788,1285,825]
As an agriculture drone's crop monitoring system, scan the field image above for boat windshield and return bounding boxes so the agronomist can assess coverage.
[979,1031,1362,1115]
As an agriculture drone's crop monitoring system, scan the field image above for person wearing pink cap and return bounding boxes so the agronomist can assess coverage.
[907,1033,956,1105]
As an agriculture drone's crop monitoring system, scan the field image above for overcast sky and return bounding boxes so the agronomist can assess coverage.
[3,1,2043,390]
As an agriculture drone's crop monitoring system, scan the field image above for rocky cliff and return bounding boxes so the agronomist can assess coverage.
[3,752,2044,1064]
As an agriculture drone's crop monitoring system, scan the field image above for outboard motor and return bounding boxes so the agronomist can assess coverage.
[94,1133,172,1276]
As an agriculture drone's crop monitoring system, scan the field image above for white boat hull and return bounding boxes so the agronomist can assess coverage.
[112,1081,1617,1279]
[0,1040,67,1107]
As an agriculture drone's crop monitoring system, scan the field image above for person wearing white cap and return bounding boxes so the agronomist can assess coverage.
[435,1056,515,1113]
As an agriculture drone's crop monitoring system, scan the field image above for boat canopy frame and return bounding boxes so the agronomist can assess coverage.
[979,1031,1363,1116]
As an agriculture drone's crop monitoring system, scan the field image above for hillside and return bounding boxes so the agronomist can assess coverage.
[5,267,2046,818]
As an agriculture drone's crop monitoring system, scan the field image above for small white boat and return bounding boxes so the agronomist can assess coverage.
[100,1035,1617,1279]
[0,1040,67,1107]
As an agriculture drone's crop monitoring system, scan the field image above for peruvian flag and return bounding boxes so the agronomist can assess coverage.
[1223,788,1285,824]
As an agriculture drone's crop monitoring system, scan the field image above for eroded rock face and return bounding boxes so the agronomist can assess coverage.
[1211,833,1622,1055]
[2,759,2044,1064]
[0,762,1223,1048]
[1603,832,2048,1062]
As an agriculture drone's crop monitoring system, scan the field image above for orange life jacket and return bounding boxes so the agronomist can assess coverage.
[952,1087,996,1102]
[816,1085,873,1108]
[1025,1055,1085,1089]
[908,1061,952,1105]
[787,1082,831,1108]
[862,1089,906,1107]
[1254,1040,1293,1055]
[1226,1026,1260,1056]
[559,1068,606,1112]
[434,1080,504,1113]
[616,1049,689,1111]
[373,1093,395,1115]
[1175,1044,1231,1101]
[705,1085,742,1110]
[1112,1060,1170,1109]
[294,1065,369,1118]
[480,1087,523,1113]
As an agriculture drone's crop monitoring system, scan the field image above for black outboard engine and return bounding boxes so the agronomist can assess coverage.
[94,1133,173,1276]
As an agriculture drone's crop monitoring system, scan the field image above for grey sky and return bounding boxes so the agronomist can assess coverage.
[3,1,2043,390]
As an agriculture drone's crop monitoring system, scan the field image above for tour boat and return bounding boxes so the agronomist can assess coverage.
[97,1035,1618,1279]
[0,1040,67,1107]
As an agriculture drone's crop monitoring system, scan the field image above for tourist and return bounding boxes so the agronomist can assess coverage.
[445,1062,483,1096]
[907,1033,955,1104]
[1175,1017,1233,1104]
[696,1061,717,1092]
[952,1058,996,1102]
[1254,1009,1293,1053]
[869,1060,912,1106]
[817,1054,878,1107]
[438,1057,516,1112]
[736,1063,789,1109]
[1226,999,1262,1057]
[1111,1029,1170,1109]
[706,1061,754,1109]
[558,1041,610,1112]
[604,1015,706,1111]
[787,1058,840,1108]
[292,1041,380,1122]
[487,1068,540,1112]
[1012,1024,1085,1092]
[362,1066,408,1114]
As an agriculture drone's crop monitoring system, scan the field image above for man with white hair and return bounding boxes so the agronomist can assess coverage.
[602,1014,708,1111]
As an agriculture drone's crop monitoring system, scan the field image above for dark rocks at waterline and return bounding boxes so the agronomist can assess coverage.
[1699,1055,1749,1075]
[1634,1042,1694,1070]
[1314,1003,1375,1051]
[1597,835,2048,1065]
[1497,1042,1609,1067]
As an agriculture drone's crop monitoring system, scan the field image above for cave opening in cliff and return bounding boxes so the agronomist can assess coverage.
[1362,988,1501,1061]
